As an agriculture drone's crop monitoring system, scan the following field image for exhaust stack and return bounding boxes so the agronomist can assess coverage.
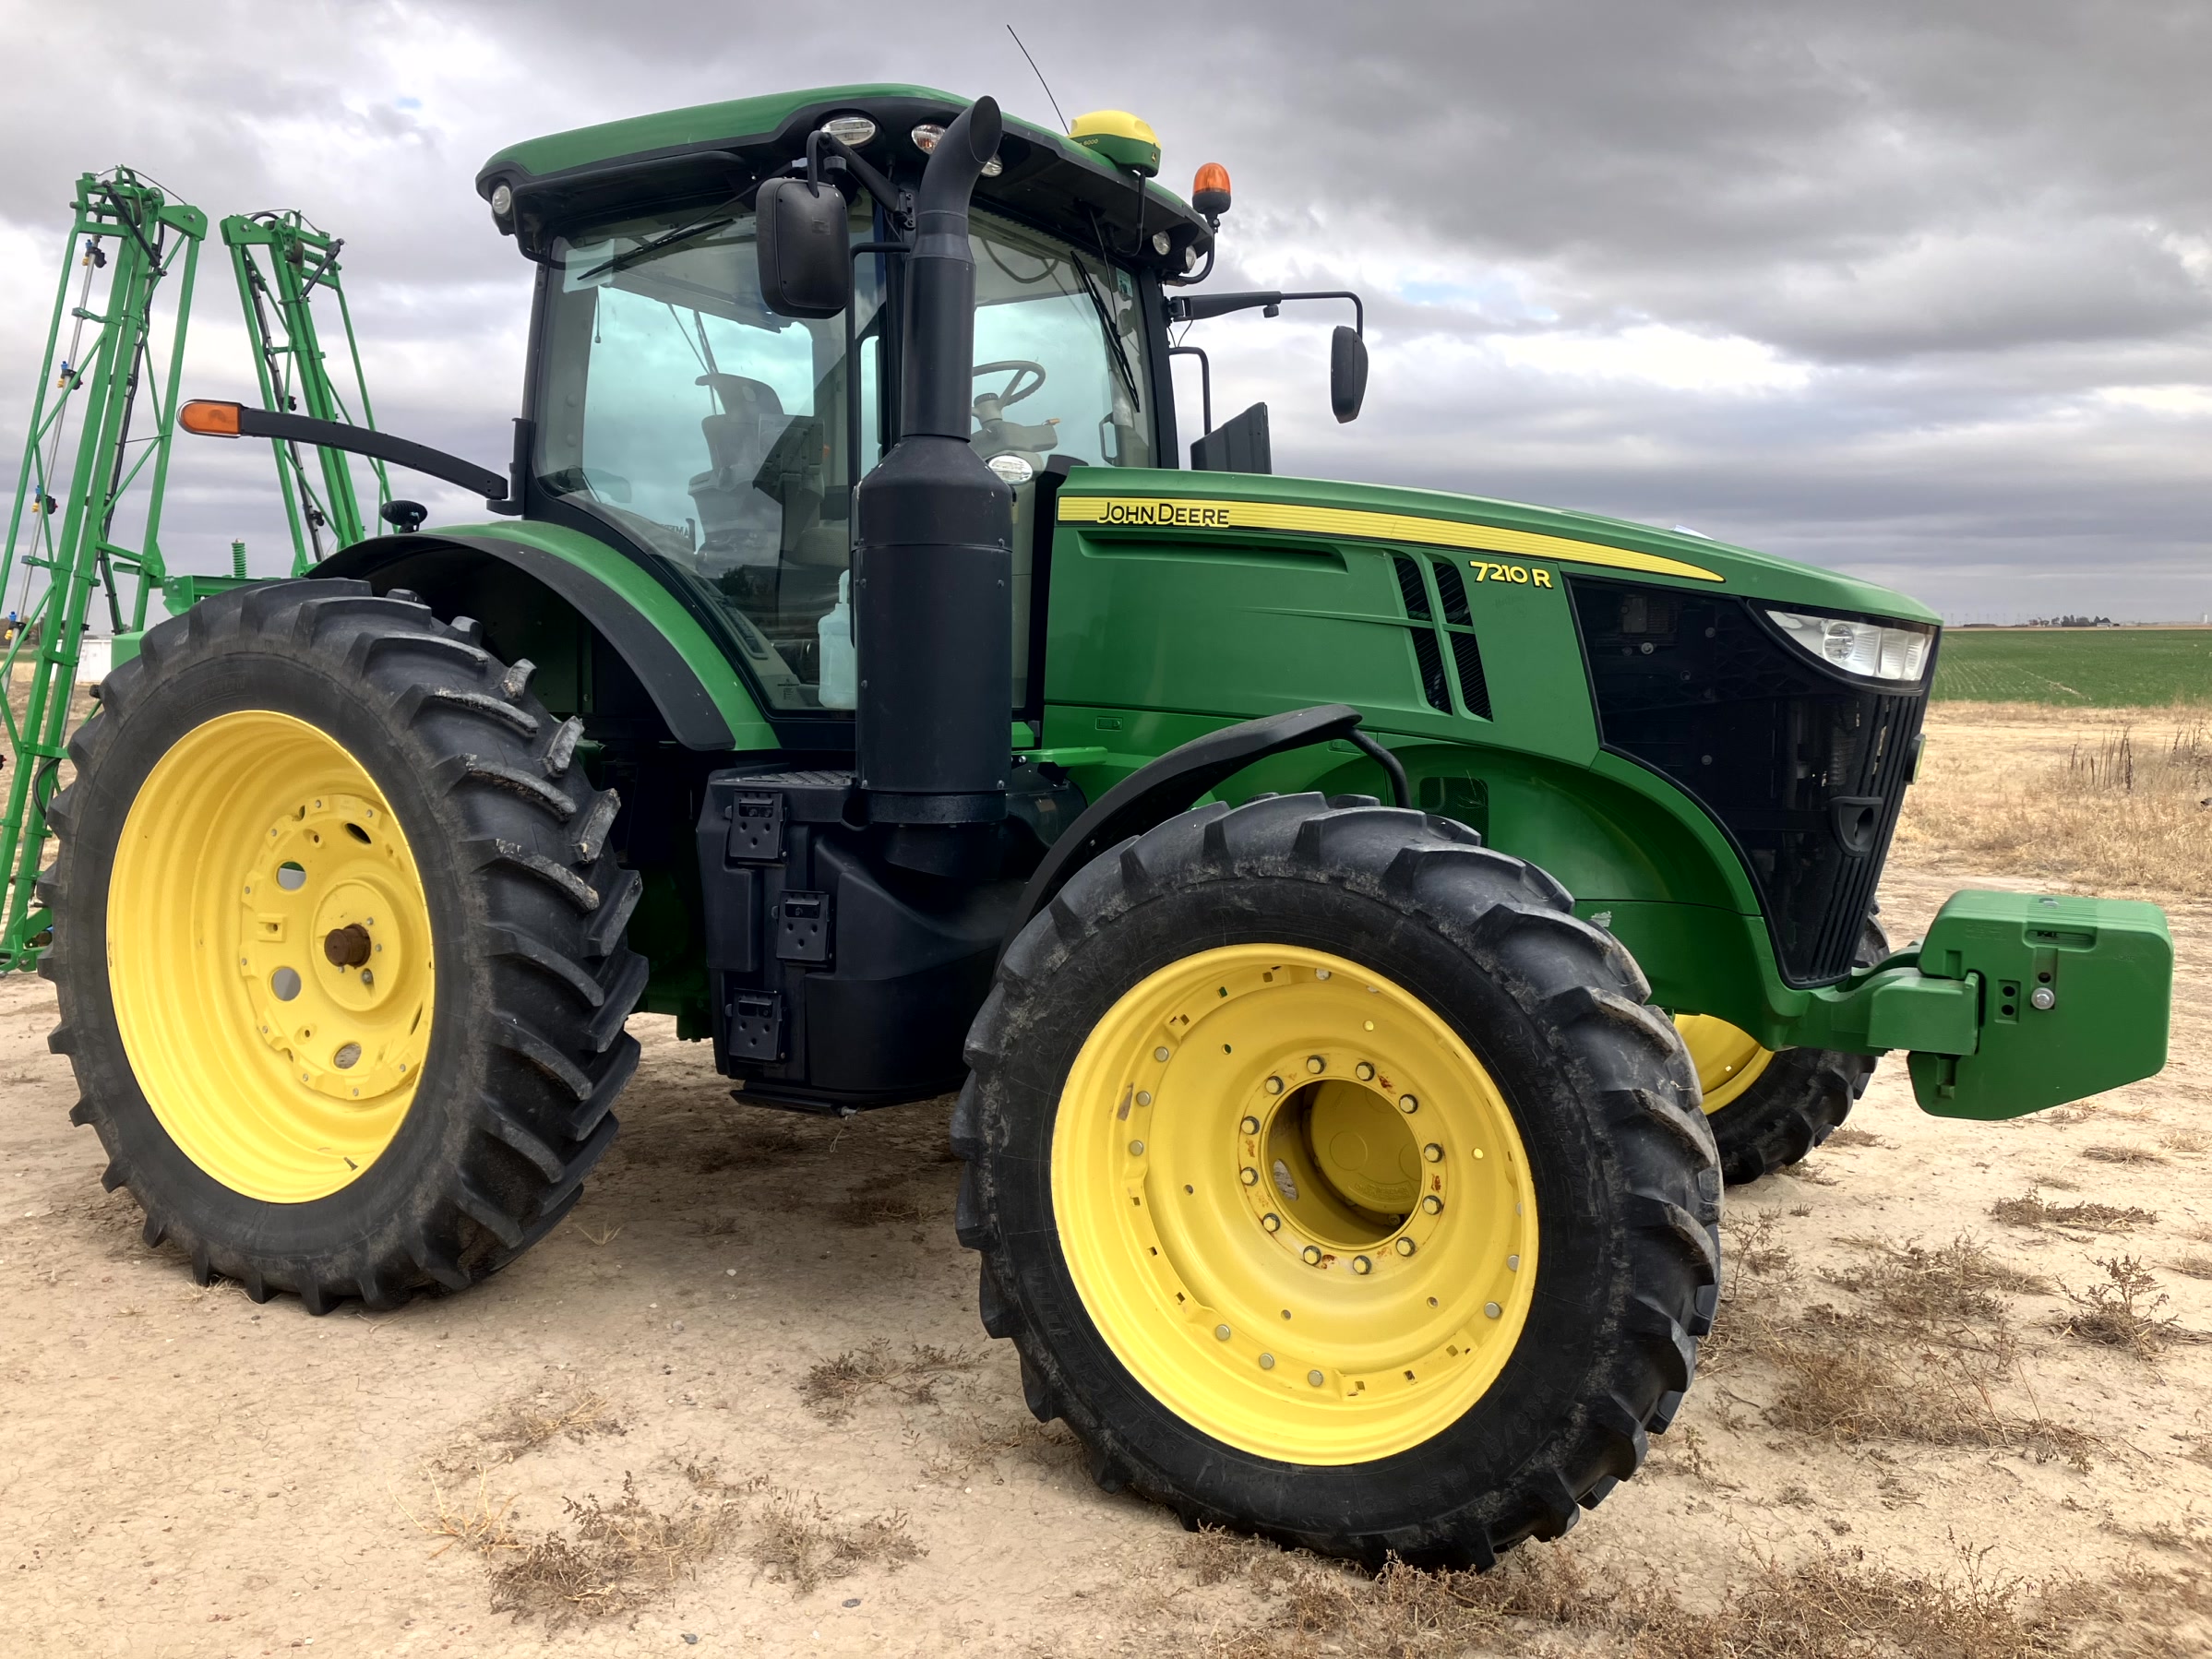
[853,97,1011,837]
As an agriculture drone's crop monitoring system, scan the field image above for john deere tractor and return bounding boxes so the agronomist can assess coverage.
[44,87,2170,1565]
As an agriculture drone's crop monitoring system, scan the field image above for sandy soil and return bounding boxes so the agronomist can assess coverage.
[4,707,2210,1657]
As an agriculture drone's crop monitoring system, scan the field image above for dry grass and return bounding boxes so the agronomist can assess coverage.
[1188,1533,2210,1659]
[831,1187,932,1228]
[747,1486,922,1593]
[2162,1129,2211,1155]
[1989,1188,2158,1231]
[920,1414,1081,1484]
[2170,1252,2212,1281]
[1704,1231,2095,1464]
[801,1341,977,1419]
[2083,1143,2168,1166]
[1821,1235,2051,1331]
[1721,1208,1796,1278]
[687,1213,755,1240]
[432,1383,619,1477]
[2052,1257,2182,1359]
[488,1472,742,1631]
[403,1474,522,1558]
[1824,1127,1892,1150]
[1896,711,2212,897]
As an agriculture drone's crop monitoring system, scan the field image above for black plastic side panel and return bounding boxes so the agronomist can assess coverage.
[696,767,1025,1109]
[320,532,735,749]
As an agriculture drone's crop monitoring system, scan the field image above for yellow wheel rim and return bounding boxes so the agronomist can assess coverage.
[1052,945,1538,1464]
[1674,1013,1774,1115]
[106,710,435,1202]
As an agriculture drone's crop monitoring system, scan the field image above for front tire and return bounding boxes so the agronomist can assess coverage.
[953,794,1720,1567]
[1678,917,1889,1186]
[42,579,646,1311]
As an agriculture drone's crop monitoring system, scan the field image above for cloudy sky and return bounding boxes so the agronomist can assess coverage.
[6,0,2208,622]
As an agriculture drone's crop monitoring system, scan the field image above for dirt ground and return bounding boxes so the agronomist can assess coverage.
[4,705,2210,1657]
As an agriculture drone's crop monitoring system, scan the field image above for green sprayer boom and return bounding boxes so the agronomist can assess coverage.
[0,170,204,969]
[0,175,383,971]
[223,210,389,567]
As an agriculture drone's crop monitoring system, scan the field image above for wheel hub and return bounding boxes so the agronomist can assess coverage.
[239,791,430,1103]
[107,711,435,1202]
[1054,945,1538,1462]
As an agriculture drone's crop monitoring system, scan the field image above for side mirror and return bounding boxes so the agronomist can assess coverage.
[1330,326,1368,424]
[755,177,851,319]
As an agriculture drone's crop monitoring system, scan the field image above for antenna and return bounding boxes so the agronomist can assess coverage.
[1007,24,1070,133]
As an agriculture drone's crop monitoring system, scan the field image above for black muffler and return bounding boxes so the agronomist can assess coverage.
[853,97,1011,841]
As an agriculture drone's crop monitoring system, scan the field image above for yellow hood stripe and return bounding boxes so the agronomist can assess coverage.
[1057,495,1725,584]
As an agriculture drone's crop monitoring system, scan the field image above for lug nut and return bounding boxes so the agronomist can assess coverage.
[1355,1061,1375,1080]
[1154,1046,1171,1062]
[360,969,374,986]
[1240,1166,1259,1186]
[1215,1324,1232,1341]
[1484,1301,1502,1319]
[1308,1369,1325,1387]
[1507,1254,1520,1271]
[2030,986,2056,1009]
[1306,1055,1325,1073]
[1420,1195,1442,1214]
[1398,1095,1418,1114]
[1240,1116,1260,1135]
[1128,1140,1145,1156]
[1394,1237,1417,1258]
[1261,1213,1282,1233]
[1258,1354,1275,1370]
[1350,1255,1372,1275]
[1263,1076,1285,1095]
[1136,1091,1153,1106]
[1301,1246,1322,1266]
[1423,1143,1443,1163]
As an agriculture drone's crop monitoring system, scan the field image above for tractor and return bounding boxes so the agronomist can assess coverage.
[42,86,2170,1567]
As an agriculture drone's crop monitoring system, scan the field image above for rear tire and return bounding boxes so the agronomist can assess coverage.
[954,794,1720,1567]
[42,579,645,1312]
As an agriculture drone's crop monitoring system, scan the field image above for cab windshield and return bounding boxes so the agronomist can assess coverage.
[534,202,1154,715]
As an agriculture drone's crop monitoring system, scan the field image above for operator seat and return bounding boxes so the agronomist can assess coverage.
[688,373,789,568]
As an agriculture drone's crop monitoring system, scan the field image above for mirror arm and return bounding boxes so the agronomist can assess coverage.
[1167,288,1364,336]
[807,132,913,229]
[1167,344,1213,435]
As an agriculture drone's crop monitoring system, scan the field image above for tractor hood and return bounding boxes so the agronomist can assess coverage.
[474,83,1212,276]
[1052,468,1943,627]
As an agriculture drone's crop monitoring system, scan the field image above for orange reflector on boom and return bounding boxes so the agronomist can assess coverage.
[179,400,243,436]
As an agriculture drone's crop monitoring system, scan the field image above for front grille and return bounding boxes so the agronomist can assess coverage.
[1571,578,1931,985]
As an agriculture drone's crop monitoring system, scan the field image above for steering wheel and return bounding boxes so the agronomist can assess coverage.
[973,360,1047,408]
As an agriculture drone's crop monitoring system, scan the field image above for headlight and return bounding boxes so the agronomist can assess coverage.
[820,115,878,147]
[1765,610,1932,682]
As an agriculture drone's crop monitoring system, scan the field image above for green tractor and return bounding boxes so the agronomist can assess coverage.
[46,87,2170,1566]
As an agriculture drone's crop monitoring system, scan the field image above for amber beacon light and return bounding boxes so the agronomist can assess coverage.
[1192,162,1232,225]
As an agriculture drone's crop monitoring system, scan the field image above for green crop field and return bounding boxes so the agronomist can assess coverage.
[1931,627,2212,706]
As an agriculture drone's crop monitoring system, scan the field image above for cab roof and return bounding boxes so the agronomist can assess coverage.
[475,82,1213,273]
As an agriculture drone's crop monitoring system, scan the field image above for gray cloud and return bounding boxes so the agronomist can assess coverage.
[2,0,2207,621]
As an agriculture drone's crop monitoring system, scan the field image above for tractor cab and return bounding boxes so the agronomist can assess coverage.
[481,86,1197,730]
